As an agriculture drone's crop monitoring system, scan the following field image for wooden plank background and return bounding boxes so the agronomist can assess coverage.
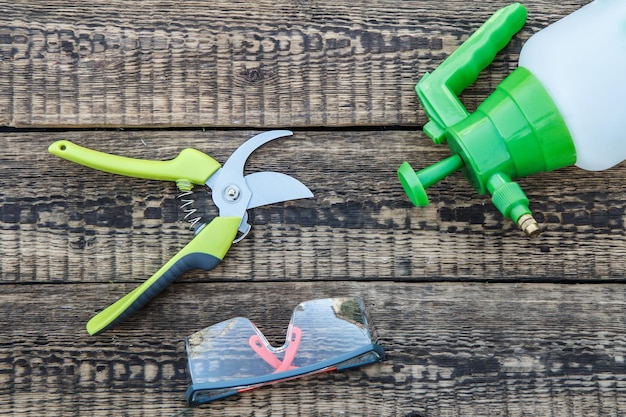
[3,0,626,416]
[0,0,586,128]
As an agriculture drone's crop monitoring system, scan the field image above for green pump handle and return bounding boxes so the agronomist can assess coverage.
[417,3,528,143]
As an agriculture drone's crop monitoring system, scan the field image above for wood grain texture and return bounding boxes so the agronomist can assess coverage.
[0,0,589,127]
[1,0,623,415]
[3,130,625,286]
[2,128,626,414]
[2,281,626,416]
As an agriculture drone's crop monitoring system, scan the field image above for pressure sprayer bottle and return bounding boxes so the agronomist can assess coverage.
[398,1,626,237]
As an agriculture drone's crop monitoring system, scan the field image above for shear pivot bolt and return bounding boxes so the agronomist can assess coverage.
[224,185,241,202]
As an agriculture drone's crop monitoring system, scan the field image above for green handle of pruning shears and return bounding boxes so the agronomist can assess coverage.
[48,140,221,185]
[86,216,241,336]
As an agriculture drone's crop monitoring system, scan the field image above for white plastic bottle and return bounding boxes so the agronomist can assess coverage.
[519,0,626,171]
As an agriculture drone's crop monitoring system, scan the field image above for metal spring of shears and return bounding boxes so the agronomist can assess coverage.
[176,180,203,231]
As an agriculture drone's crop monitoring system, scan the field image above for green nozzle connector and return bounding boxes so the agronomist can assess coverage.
[398,3,576,237]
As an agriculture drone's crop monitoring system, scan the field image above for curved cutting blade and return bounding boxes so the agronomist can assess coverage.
[221,130,294,177]
[245,172,314,209]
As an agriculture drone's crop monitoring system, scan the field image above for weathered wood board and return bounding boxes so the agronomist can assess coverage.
[3,281,626,416]
[0,1,588,127]
[3,129,625,286]
[1,127,625,416]
[3,0,623,415]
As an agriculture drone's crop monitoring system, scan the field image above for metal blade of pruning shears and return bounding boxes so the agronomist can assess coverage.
[206,130,313,237]
[245,171,314,209]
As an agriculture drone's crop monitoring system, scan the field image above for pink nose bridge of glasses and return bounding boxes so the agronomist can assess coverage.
[249,327,303,373]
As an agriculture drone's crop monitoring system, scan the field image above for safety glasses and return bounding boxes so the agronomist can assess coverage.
[185,297,385,406]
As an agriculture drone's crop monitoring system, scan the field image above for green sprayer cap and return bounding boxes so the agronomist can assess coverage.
[398,3,576,237]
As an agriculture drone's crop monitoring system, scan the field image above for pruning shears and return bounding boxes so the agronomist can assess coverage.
[49,130,313,336]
